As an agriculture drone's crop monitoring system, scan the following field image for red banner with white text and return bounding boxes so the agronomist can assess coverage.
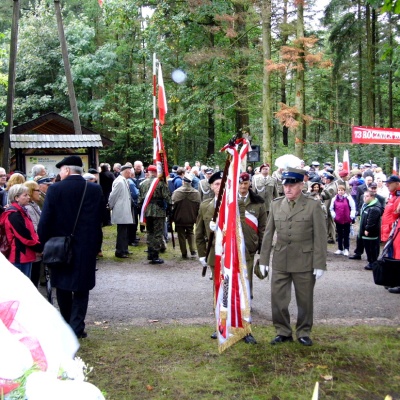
[352,126,400,145]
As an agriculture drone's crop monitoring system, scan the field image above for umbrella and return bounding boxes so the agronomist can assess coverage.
[274,154,302,170]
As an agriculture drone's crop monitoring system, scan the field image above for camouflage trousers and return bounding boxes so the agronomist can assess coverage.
[146,216,165,252]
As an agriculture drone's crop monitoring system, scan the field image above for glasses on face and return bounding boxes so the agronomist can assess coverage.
[0,175,6,177]
[33,189,41,192]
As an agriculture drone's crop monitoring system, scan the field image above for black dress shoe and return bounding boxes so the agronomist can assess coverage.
[298,336,313,346]
[150,258,164,264]
[388,287,400,294]
[243,334,257,344]
[129,242,139,247]
[364,264,373,270]
[349,254,361,260]
[210,332,217,339]
[270,335,293,345]
[115,253,129,258]
[77,331,88,339]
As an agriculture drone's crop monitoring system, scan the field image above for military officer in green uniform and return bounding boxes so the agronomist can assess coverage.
[237,172,267,300]
[139,165,171,264]
[198,168,215,202]
[252,163,278,215]
[259,167,327,347]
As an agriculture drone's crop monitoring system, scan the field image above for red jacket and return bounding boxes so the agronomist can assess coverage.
[381,189,400,259]
[3,203,41,264]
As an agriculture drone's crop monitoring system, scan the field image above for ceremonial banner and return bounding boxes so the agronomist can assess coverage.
[214,138,252,353]
[352,126,400,145]
[343,150,350,172]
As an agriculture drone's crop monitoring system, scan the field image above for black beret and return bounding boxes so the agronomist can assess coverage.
[56,155,83,169]
[120,165,131,172]
[88,168,99,174]
[208,171,223,184]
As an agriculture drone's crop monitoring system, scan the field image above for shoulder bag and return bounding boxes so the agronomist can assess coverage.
[371,217,400,287]
[43,182,87,267]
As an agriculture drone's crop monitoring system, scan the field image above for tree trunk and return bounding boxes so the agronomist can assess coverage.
[232,2,250,138]
[294,2,305,159]
[280,0,289,147]
[261,0,272,164]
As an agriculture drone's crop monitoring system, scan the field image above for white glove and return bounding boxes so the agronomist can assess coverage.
[199,257,208,268]
[330,210,336,219]
[313,269,324,279]
[260,265,269,278]
[209,221,217,232]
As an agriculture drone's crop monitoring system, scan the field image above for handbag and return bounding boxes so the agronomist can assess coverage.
[372,218,400,286]
[42,182,87,267]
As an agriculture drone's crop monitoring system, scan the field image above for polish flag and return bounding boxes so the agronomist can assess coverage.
[343,150,350,172]
[393,157,398,175]
[158,65,167,125]
[98,0,103,7]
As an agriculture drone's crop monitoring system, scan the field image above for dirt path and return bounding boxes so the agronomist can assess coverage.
[80,238,400,330]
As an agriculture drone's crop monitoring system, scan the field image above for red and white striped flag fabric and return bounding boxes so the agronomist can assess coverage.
[343,150,350,172]
[154,124,170,180]
[214,138,252,353]
[393,157,398,175]
[98,0,103,7]
[158,65,167,125]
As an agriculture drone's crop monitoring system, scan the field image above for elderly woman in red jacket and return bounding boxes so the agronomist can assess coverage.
[2,184,41,277]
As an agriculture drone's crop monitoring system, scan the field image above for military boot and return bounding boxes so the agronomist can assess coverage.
[147,247,153,261]
[151,251,164,264]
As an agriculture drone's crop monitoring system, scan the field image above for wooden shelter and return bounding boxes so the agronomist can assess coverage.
[7,112,112,177]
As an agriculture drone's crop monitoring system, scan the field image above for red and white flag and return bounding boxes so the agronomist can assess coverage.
[393,157,398,175]
[158,65,167,125]
[98,0,103,7]
[343,150,350,172]
[214,138,252,353]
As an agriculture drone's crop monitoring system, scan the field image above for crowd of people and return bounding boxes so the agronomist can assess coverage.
[0,156,399,344]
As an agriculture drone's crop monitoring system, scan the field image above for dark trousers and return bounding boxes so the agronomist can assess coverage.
[353,235,365,256]
[146,217,165,252]
[56,288,89,337]
[176,225,195,256]
[30,260,41,288]
[336,222,350,251]
[363,238,380,264]
[116,224,129,255]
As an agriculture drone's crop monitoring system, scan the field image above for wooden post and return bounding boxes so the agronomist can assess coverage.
[54,0,82,135]
[2,0,20,170]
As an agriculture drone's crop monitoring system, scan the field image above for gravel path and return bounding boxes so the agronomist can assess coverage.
[80,236,400,329]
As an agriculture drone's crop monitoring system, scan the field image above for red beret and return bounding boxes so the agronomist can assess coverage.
[239,172,250,183]
[339,170,349,178]
[147,165,157,172]
[260,163,270,170]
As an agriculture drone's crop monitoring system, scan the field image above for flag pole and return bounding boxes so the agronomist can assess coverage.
[153,53,157,165]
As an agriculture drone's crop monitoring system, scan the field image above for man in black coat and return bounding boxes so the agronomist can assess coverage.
[38,155,103,339]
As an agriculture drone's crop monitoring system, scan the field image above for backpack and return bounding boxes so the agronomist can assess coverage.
[0,207,17,259]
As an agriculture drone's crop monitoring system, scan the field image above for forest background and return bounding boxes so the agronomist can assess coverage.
[0,0,399,171]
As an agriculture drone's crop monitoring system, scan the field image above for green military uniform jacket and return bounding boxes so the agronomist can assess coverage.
[195,197,216,266]
[252,175,278,212]
[260,193,327,272]
[238,190,267,256]
[139,177,171,217]
[198,179,214,202]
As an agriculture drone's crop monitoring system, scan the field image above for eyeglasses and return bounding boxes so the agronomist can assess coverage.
[0,175,6,177]
[33,189,41,192]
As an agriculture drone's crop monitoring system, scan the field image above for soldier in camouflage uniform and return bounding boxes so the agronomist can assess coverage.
[139,165,171,264]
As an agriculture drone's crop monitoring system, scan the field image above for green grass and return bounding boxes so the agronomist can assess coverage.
[78,324,400,400]
[86,225,400,399]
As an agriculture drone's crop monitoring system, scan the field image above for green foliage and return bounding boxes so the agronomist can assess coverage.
[0,0,399,167]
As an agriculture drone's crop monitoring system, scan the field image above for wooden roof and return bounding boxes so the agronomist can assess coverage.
[11,112,113,148]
